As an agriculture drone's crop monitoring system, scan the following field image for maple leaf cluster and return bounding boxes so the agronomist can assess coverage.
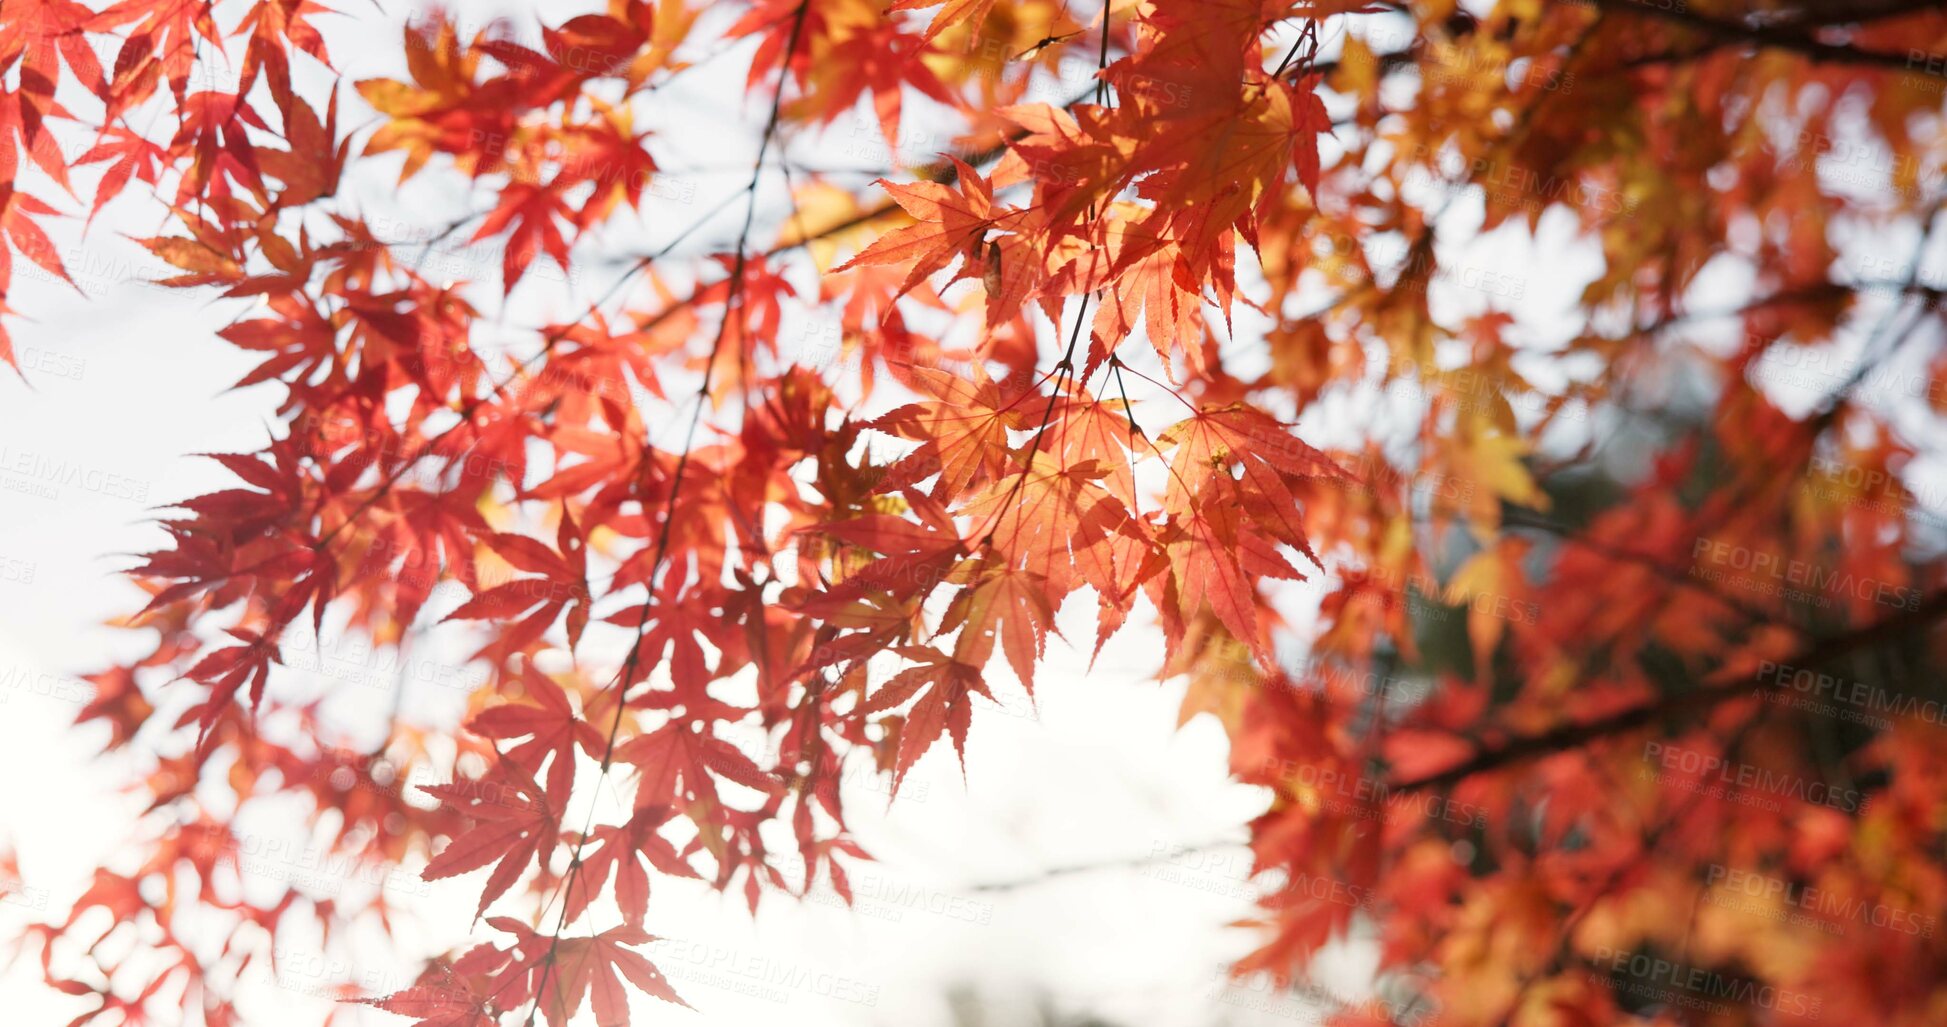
[3,0,1946,1025]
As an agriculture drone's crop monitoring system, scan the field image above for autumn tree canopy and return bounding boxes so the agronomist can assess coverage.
[3,0,1946,1024]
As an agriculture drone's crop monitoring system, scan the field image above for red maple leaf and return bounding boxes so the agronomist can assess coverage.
[421,762,562,920]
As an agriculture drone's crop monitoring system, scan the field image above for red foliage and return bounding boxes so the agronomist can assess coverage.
[4,0,1946,1025]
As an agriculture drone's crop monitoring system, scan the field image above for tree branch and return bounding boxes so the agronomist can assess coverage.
[1570,0,1946,78]
[1389,589,1947,793]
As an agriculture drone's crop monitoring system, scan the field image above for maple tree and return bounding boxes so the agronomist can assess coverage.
[4,0,1947,1024]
